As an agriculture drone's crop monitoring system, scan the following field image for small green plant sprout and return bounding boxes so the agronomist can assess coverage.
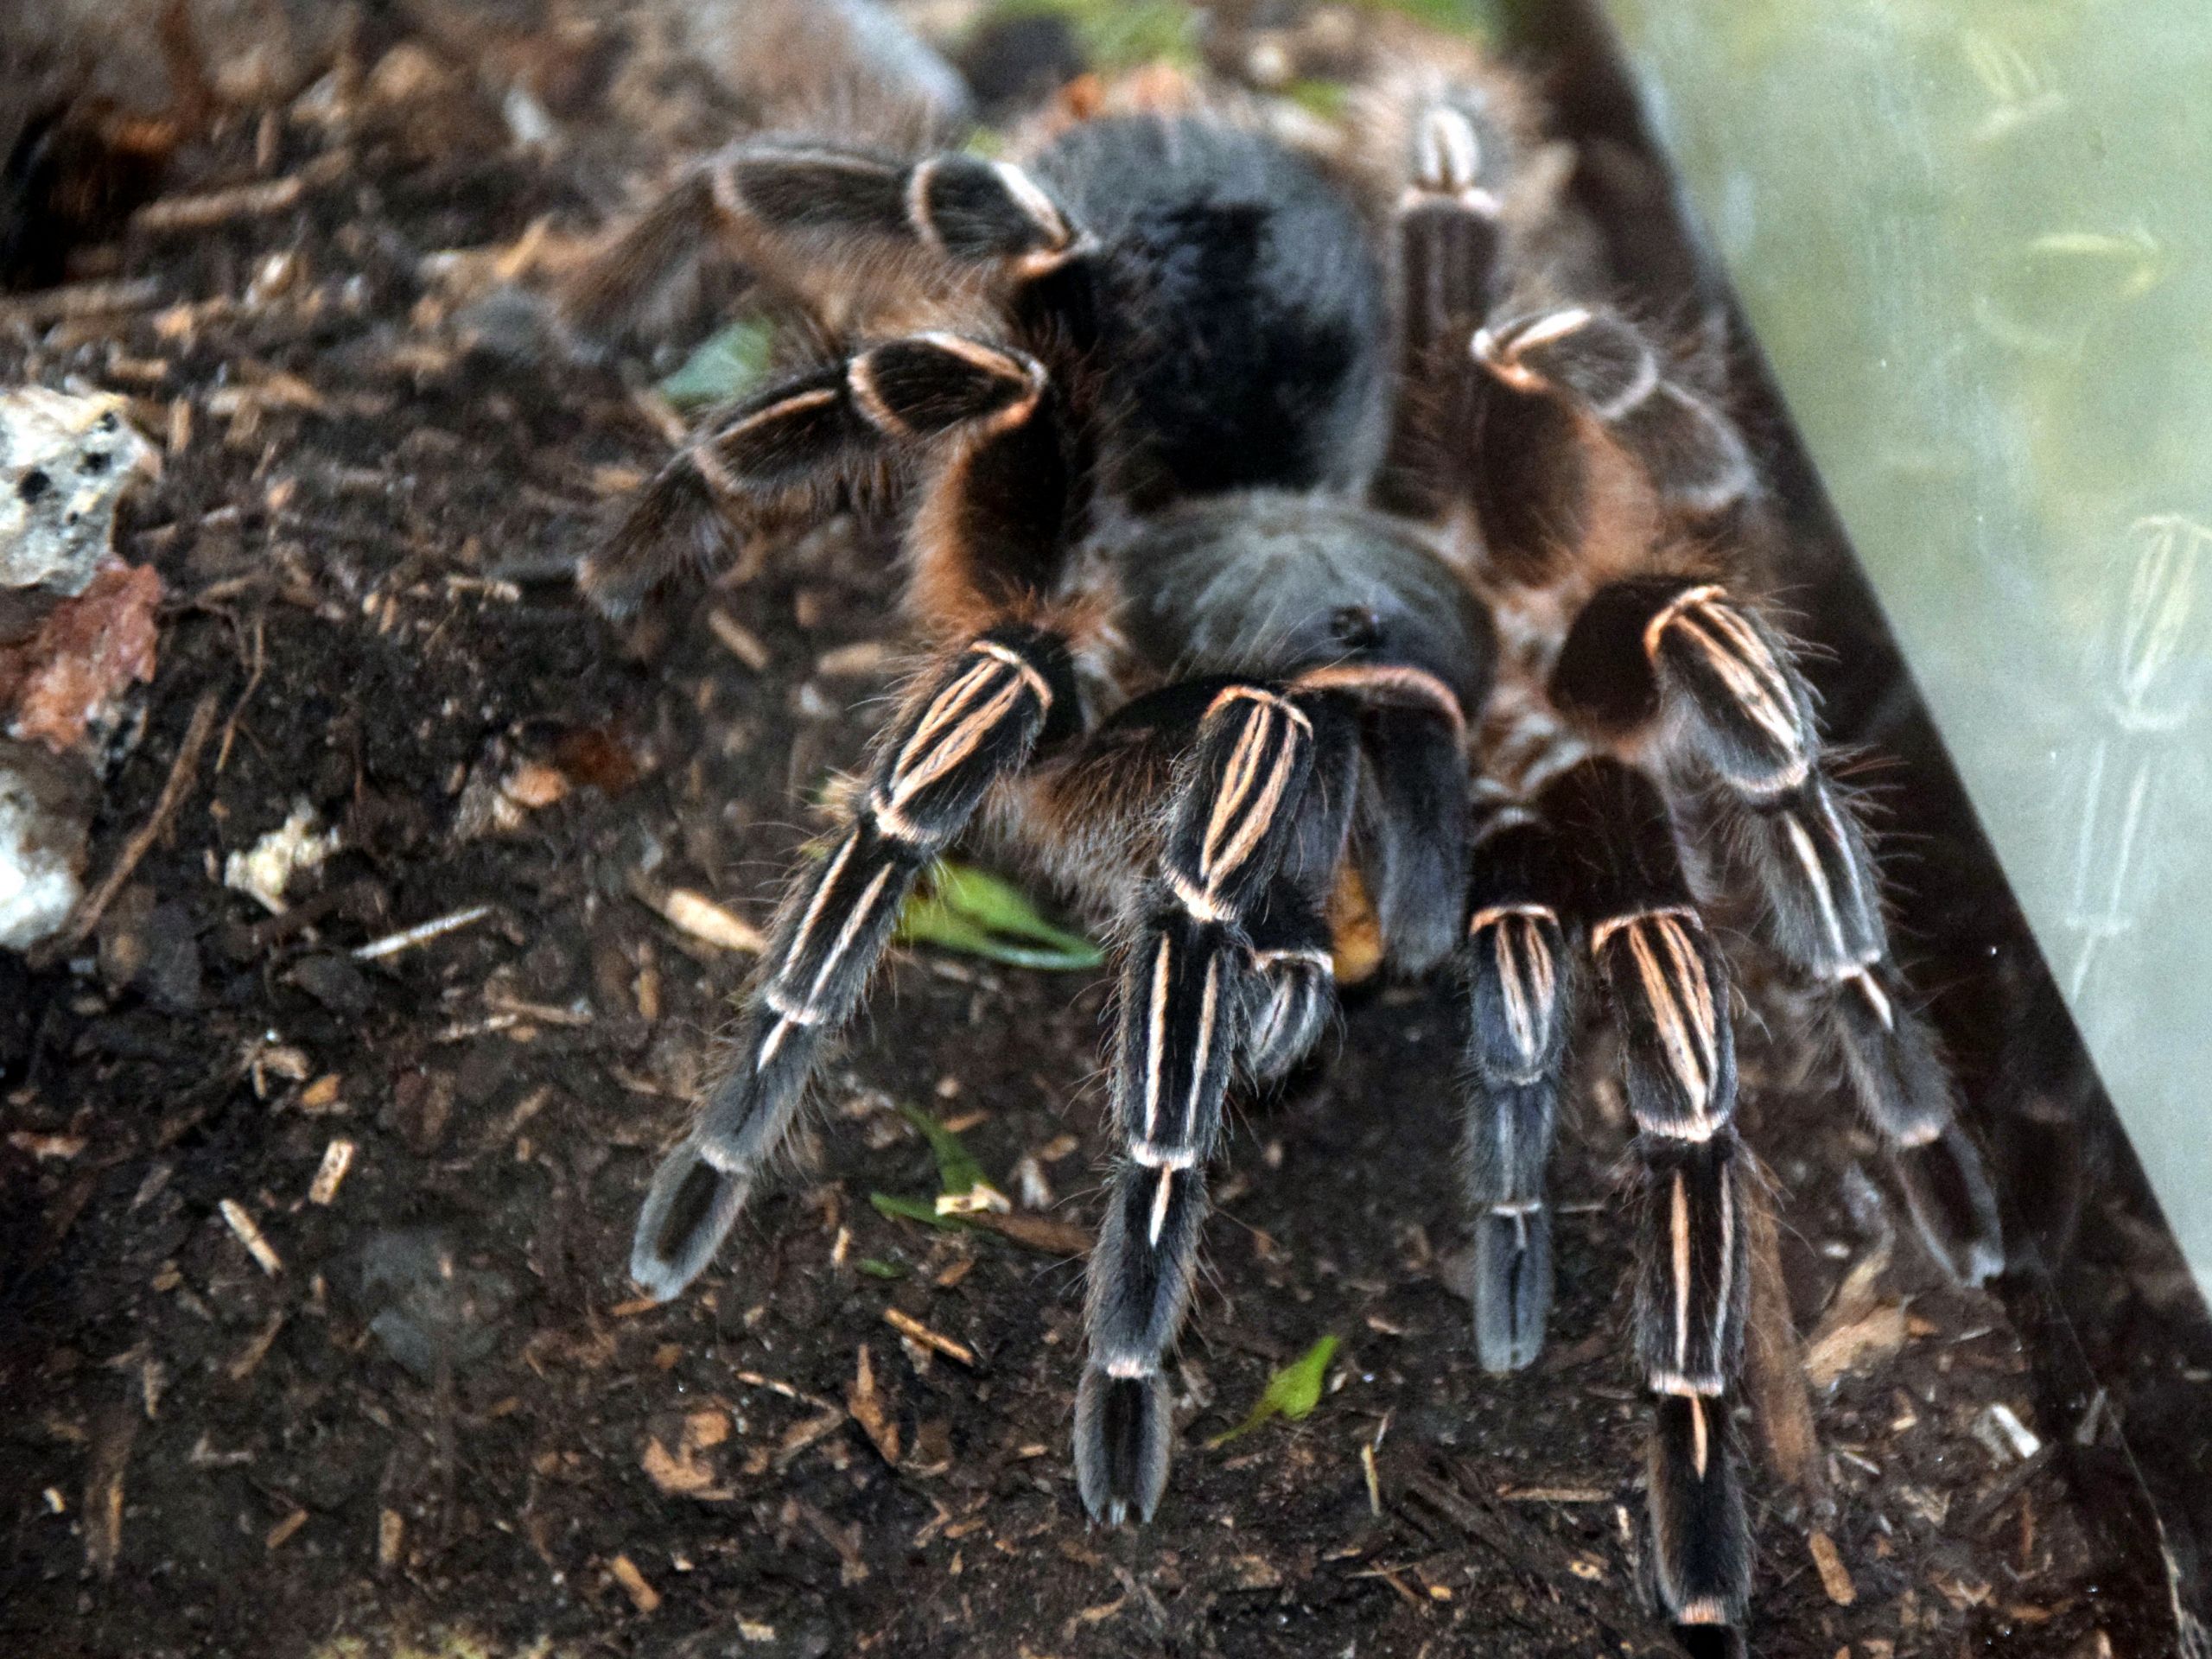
[1207,1335,1342,1448]
[896,860,1103,971]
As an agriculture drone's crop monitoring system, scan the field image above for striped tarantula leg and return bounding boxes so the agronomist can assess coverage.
[631,626,1077,1300]
[1077,684,1319,1524]
[583,333,1046,617]
[1546,759,1751,1636]
[1395,95,1511,360]
[709,141,1080,274]
[1555,578,2003,1281]
[1460,810,1578,1373]
[1552,576,1817,804]
[1244,884,1336,1084]
[1472,306,1755,518]
[1375,92,1514,518]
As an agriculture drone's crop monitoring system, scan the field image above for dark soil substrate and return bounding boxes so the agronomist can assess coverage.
[1,6,2111,1656]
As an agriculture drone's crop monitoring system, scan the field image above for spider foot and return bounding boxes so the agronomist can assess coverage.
[1893,1122,2005,1287]
[1471,1198,1553,1373]
[630,1138,753,1302]
[1074,1367,1172,1525]
[629,1005,819,1299]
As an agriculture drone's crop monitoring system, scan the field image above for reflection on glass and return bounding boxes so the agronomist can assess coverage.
[1605,1,2212,1285]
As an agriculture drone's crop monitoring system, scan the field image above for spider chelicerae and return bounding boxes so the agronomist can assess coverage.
[572,60,2005,1650]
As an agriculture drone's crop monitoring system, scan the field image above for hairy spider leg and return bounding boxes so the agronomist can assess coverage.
[1371,90,1514,524]
[1551,575,2003,1286]
[1474,305,1756,523]
[580,331,1048,617]
[619,329,1104,1297]
[1073,682,1357,1523]
[1548,758,1753,1638]
[558,139,1084,346]
[630,622,1079,1297]
[1459,806,1579,1373]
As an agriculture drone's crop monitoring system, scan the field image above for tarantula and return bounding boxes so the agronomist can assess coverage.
[576,64,2005,1649]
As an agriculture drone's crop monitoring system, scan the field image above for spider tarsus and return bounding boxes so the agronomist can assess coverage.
[1471,1203,1553,1373]
[1672,1619,1751,1659]
[1074,1367,1172,1526]
[1245,881,1336,1049]
[1892,1123,2005,1287]
[630,1139,752,1301]
[582,456,734,620]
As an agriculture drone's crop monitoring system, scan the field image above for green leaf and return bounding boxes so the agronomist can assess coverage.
[1284,79,1351,120]
[897,1103,990,1198]
[658,317,778,411]
[855,1256,907,1280]
[1353,0,1500,35]
[1207,1335,1341,1448]
[896,860,1103,971]
[977,0,1200,73]
[869,1191,976,1231]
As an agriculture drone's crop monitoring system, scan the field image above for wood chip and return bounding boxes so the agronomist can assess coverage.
[773,1408,848,1469]
[84,1402,137,1575]
[0,276,162,326]
[641,1406,735,1498]
[708,608,772,671]
[226,1311,287,1382]
[308,1138,356,1205]
[134,150,349,232]
[1808,1529,1857,1605]
[219,1199,283,1275]
[264,1508,308,1550]
[378,1508,404,1567]
[848,1345,900,1465]
[1803,1236,1904,1388]
[814,639,896,677]
[350,904,493,962]
[961,1210,1092,1256]
[658,888,767,954]
[883,1307,977,1367]
[1743,1170,1822,1493]
[609,1552,661,1614]
[8,1131,86,1160]
[1804,1299,1907,1388]
[43,691,219,958]
[1974,1402,2044,1463]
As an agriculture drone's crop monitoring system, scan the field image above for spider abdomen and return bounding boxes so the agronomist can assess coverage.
[1032,117,1387,498]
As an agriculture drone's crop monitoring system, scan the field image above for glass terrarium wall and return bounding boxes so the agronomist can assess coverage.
[1603,0,2212,1290]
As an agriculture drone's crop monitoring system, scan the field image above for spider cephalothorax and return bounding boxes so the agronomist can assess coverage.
[575,65,2003,1650]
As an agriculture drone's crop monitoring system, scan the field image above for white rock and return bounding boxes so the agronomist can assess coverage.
[224,801,342,914]
[1,389,156,598]
[0,745,92,950]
